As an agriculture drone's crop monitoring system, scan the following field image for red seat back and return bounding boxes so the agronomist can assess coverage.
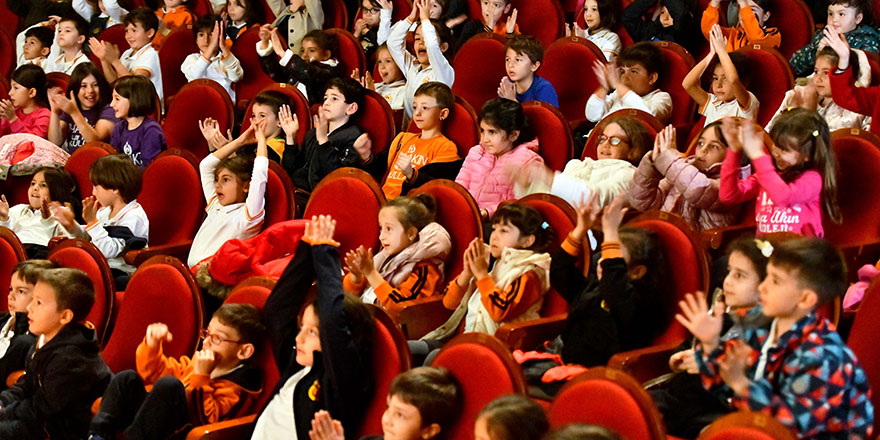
[582,109,662,160]
[0,76,9,99]
[163,79,234,159]
[322,0,349,29]
[549,368,665,440]
[0,227,26,313]
[264,161,297,228]
[231,27,277,109]
[0,0,20,39]
[452,34,508,113]
[304,167,386,257]
[864,51,880,87]
[510,0,564,47]
[242,83,313,145]
[409,180,482,282]
[767,0,814,59]
[158,26,200,101]
[735,46,794,126]
[97,24,128,53]
[0,29,14,78]
[824,129,880,249]
[542,37,605,125]
[64,142,116,199]
[846,276,880,435]
[191,0,212,17]
[522,101,573,171]
[138,149,205,246]
[46,72,70,92]
[407,96,480,158]
[697,411,797,440]
[101,256,204,372]
[0,173,32,206]
[357,89,396,154]
[325,28,366,77]
[48,239,115,346]
[654,41,695,129]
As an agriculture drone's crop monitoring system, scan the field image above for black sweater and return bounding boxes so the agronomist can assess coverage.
[259,53,344,105]
[622,0,699,54]
[283,122,386,191]
[0,313,36,391]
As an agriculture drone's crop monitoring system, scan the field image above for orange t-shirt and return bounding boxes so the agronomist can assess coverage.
[382,132,459,199]
[153,6,196,45]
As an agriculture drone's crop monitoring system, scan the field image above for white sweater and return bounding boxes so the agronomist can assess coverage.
[387,18,455,117]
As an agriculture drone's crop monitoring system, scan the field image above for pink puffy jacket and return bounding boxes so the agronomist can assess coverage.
[456,139,544,215]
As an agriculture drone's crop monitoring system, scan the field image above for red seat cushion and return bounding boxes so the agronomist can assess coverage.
[3,174,33,206]
[511,0,564,47]
[224,286,279,409]
[322,0,348,29]
[357,90,396,154]
[0,29,15,78]
[304,170,384,258]
[138,152,204,246]
[542,38,605,125]
[357,315,407,437]
[408,99,479,159]
[0,229,24,313]
[452,35,507,113]
[264,163,295,228]
[847,277,880,434]
[767,0,814,59]
[49,246,112,343]
[701,427,779,440]
[410,181,481,281]
[824,130,880,248]
[158,26,200,100]
[550,379,654,439]
[163,79,234,159]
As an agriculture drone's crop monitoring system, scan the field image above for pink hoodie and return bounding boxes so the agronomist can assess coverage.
[456,139,544,215]
[719,150,824,237]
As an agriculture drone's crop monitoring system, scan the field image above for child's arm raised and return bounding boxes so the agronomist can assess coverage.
[682,34,715,109]
[551,193,601,303]
[700,0,723,41]
[247,118,270,223]
[418,0,454,85]
[469,234,545,323]
[717,118,761,204]
[711,25,751,110]
[386,7,416,80]
[736,0,778,44]
[627,126,671,212]
[376,0,394,44]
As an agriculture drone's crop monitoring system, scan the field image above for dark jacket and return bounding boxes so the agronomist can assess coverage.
[262,241,373,440]
[0,313,36,391]
[283,122,385,191]
[0,322,111,440]
[622,0,698,53]
[259,54,344,105]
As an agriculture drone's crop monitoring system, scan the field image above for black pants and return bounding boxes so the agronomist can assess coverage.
[648,373,731,439]
[90,370,190,440]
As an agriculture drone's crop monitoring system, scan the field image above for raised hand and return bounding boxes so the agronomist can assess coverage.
[407,0,419,21]
[497,77,516,100]
[0,195,9,221]
[719,117,743,153]
[40,199,51,219]
[652,125,676,160]
[353,18,368,38]
[206,20,221,58]
[192,349,216,375]
[313,113,329,145]
[592,60,609,92]
[145,322,173,349]
[0,100,16,121]
[377,0,392,10]
[344,247,364,281]
[604,62,621,91]
[362,71,375,90]
[82,196,99,224]
[718,340,753,395]
[289,0,305,13]
[279,104,299,141]
[218,20,231,57]
[739,120,765,160]
[822,25,851,70]
[253,118,269,144]
[505,8,518,34]
[674,292,723,352]
[55,91,79,115]
[270,30,286,58]
[571,191,601,241]
[417,0,431,21]
[353,133,373,161]
[237,119,257,145]
[469,239,490,279]
[199,118,222,143]
[309,410,345,440]
[258,23,273,46]
[303,214,337,243]
[89,37,107,59]
[601,193,628,237]
[50,202,77,232]
[104,42,121,62]
[709,24,727,54]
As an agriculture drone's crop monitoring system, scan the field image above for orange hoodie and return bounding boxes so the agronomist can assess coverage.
[701,4,780,51]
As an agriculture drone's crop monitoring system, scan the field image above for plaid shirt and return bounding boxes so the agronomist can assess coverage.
[696,312,874,439]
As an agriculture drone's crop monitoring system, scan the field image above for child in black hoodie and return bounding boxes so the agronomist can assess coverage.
[622,0,699,54]
[0,267,111,440]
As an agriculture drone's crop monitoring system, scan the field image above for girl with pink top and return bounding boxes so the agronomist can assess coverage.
[0,65,51,138]
[719,109,841,237]
[456,98,543,218]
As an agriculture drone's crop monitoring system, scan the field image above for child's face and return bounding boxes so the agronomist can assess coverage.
[57,21,85,49]
[758,262,811,318]
[812,56,834,98]
[125,21,154,50]
[164,0,185,8]
[481,0,510,26]
[251,103,282,138]
[710,63,735,103]
[413,27,431,66]
[583,0,601,30]
[110,89,131,119]
[227,0,247,22]
[8,273,35,314]
[376,48,404,84]
[740,0,770,27]
[28,171,51,210]
[26,282,69,340]
[412,94,447,131]
[196,28,214,54]
[619,62,657,96]
[78,75,101,111]
[321,86,355,122]
[301,38,331,62]
[200,317,249,368]
[214,168,249,206]
[22,36,49,60]
[362,0,382,26]
[505,48,538,83]
[427,0,444,19]
[722,250,761,309]
[8,80,35,109]
[479,120,516,156]
[381,394,428,440]
[92,184,121,207]
[693,126,727,171]
[827,3,862,33]
[295,304,322,366]
[596,122,634,161]
[658,5,673,27]
[379,207,417,256]
[770,140,804,171]
[489,220,533,258]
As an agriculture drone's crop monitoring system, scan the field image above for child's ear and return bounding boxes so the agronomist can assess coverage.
[59,309,74,326]
[40,46,51,57]
[628,264,648,280]
[77,34,86,45]
[345,102,358,116]
[420,423,442,439]
[518,233,535,249]
[147,28,156,40]
[242,180,251,194]
[648,72,659,86]
[407,226,419,241]
[798,289,819,312]
[530,60,541,73]
[439,42,449,53]
[322,49,332,60]
[439,107,450,121]
[27,88,37,100]
[856,11,864,25]
[507,129,520,143]
[503,3,511,14]
[237,342,255,360]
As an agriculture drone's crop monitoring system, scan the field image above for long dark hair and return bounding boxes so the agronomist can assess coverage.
[68,62,111,112]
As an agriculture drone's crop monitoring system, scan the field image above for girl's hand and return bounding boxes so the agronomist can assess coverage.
[56,91,79,115]
[571,191,601,241]
[674,292,723,352]
[456,238,478,286]
[270,30,286,58]
[362,71,375,90]
[357,246,376,275]
[377,0,393,10]
[279,104,299,140]
[652,125,676,160]
[344,247,364,281]
[258,23,273,46]
[304,215,337,243]
[353,18,368,38]
[739,120,765,160]
[237,120,257,145]
[0,100,15,121]
[82,196,99,223]
[719,117,743,153]
[199,118,222,143]
[592,60,609,92]
[353,133,373,161]
[395,153,414,179]
[498,77,516,100]
[192,349,216,376]
[417,0,431,21]
[309,410,345,440]
[718,341,752,395]
[0,195,9,221]
[50,202,77,232]
[469,240,490,279]
[40,199,51,219]
[505,8,518,34]
[709,24,727,54]
[601,193,628,237]
[669,349,699,374]
[145,322,172,349]
[407,0,419,21]
[313,113,330,145]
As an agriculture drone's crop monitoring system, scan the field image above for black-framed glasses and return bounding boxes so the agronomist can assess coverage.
[598,135,629,147]
[362,7,381,14]
[199,329,242,345]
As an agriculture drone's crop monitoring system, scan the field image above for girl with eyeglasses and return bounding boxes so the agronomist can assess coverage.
[353,0,394,65]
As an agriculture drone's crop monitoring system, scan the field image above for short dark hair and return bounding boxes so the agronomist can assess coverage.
[36,167,82,217]
[590,0,620,30]
[230,0,265,24]
[253,90,291,117]
[769,238,847,308]
[69,62,112,112]
[325,77,365,116]
[12,260,60,285]
[414,82,454,111]
[544,424,623,440]
[709,52,751,87]
[213,303,266,347]
[194,14,222,36]
[504,34,544,64]
[618,42,664,77]
[59,16,89,38]
[478,395,550,440]
[491,203,554,253]
[302,29,338,57]
[12,64,48,108]
[215,155,254,183]
[113,75,157,118]
[37,268,95,322]
[389,367,462,430]
[89,154,143,203]
[124,7,160,33]
[831,0,875,26]
[25,26,54,49]
[479,98,533,147]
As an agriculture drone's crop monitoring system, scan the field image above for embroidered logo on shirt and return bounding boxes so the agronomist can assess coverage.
[308,379,320,401]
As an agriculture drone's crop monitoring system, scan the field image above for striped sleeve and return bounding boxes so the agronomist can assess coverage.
[374,262,444,314]
[477,271,544,322]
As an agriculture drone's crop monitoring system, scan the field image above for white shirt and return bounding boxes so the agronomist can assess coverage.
[43,50,89,75]
[187,154,268,267]
[586,28,622,61]
[585,88,673,124]
[375,80,407,110]
[181,51,244,101]
[0,316,16,359]
[121,44,164,101]
[251,366,311,440]
[82,200,150,274]
[0,204,71,246]
[73,0,126,28]
[15,23,48,68]
[387,18,455,117]
[701,91,760,126]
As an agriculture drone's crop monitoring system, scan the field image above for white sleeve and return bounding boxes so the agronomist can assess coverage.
[765,89,794,132]
[244,156,269,223]
[585,93,611,122]
[265,0,287,18]
[599,32,621,61]
[304,0,324,29]
[420,19,454,86]
[199,154,221,202]
[209,0,226,13]
[72,0,94,20]
[256,40,274,57]
[642,91,672,124]
[103,0,125,23]
[85,214,127,259]
[181,53,210,82]
[48,25,63,64]
[548,172,595,207]
[377,9,392,44]
[619,90,656,115]
[0,205,25,229]
[222,53,244,82]
[387,19,415,80]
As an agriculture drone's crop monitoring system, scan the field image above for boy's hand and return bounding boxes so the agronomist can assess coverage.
[674,292,723,352]
[82,196,99,224]
[192,349,216,376]
[652,125,676,160]
[309,410,345,440]
[254,118,268,144]
[353,18,368,38]
[237,119,258,145]
[571,191,601,241]
[89,37,107,59]
[304,215,337,243]
[417,0,431,21]
[601,193,628,238]
[344,247,365,281]
[505,8,518,34]
[270,30,286,58]
[669,349,699,374]
[0,195,9,221]
[313,113,330,145]
[719,340,752,395]
[218,20,231,57]
[103,43,121,62]
[592,60,609,93]
[709,24,727,53]
[145,322,173,349]
[354,133,373,161]
[50,202,77,232]
[206,21,221,58]
[279,104,299,141]
[199,118,222,143]
[821,25,850,70]
[497,77,516,100]
[395,153,414,179]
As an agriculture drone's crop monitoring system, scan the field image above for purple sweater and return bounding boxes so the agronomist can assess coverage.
[719,150,824,237]
[110,118,165,167]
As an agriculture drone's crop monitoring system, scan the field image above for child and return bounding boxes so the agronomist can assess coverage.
[263,0,324,56]
[187,118,269,269]
[623,0,697,54]
[250,215,375,440]
[0,267,112,439]
[0,260,57,390]
[388,0,455,118]
[0,168,80,258]
[308,366,462,440]
[719,109,841,237]
[352,43,407,110]
[826,25,880,136]
[48,62,118,152]
[769,47,871,132]
[152,0,196,46]
[790,0,880,78]
[413,203,553,359]
[53,154,150,286]
[0,65,51,138]
[343,194,452,315]
[629,123,739,232]
[89,303,264,439]
[457,0,519,48]
[566,0,621,61]
[684,24,758,127]
[515,116,652,208]
[677,238,873,438]
[382,82,459,199]
[89,7,165,103]
[474,395,550,440]
[497,35,559,108]
[650,237,769,438]
[457,98,543,217]
[353,0,394,64]
[259,28,344,105]
[15,24,53,68]
[72,0,127,37]
[585,43,673,125]
[224,0,264,43]
[701,0,779,51]
[42,17,90,75]
[199,90,291,161]
[182,14,245,102]
[109,75,166,167]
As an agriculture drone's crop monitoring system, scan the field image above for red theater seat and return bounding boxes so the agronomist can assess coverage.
[768,0,814,59]
[452,33,507,113]
[46,72,70,92]
[163,79,234,159]
[322,0,349,30]
[523,100,574,171]
[697,411,797,440]
[325,28,366,77]
[735,45,794,126]
[264,161,297,227]
[159,26,200,102]
[97,24,128,53]
[64,142,117,200]
[0,29,13,81]
[0,227,26,313]
[231,26,277,110]
[824,129,880,250]
[654,41,696,132]
[357,89,396,154]
[542,37,605,126]
[241,82,313,146]
[511,0,564,47]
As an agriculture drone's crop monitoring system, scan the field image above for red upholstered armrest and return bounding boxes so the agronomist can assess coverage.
[607,342,682,384]
[6,370,24,388]
[124,241,193,266]
[701,224,756,250]
[494,314,568,350]
[185,415,256,440]
[395,296,453,340]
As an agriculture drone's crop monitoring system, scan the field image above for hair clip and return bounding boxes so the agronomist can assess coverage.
[812,130,819,137]
[754,239,774,258]
[541,221,550,230]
